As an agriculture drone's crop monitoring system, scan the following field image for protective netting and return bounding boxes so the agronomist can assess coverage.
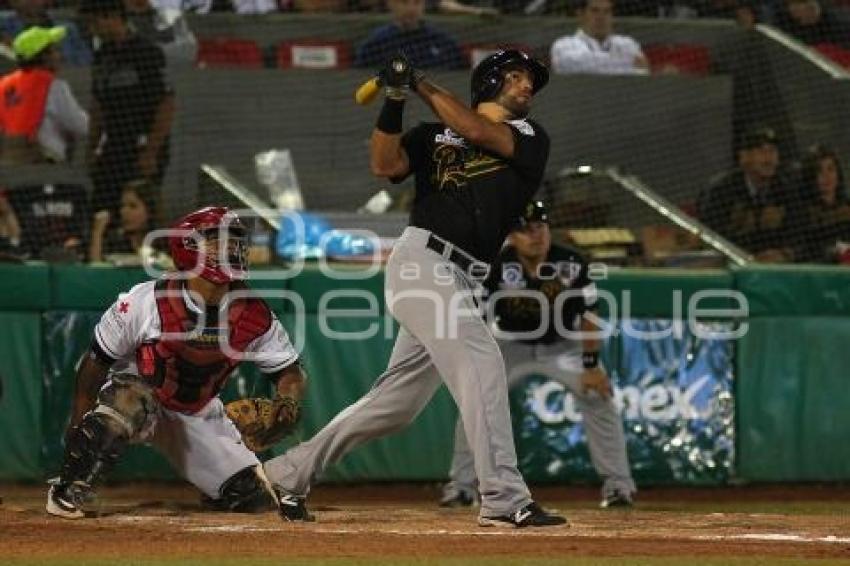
[1,3,849,265]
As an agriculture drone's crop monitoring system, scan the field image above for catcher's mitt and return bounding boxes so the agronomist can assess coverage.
[225,395,301,452]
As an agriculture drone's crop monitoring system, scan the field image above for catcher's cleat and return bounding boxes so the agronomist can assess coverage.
[274,488,315,522]
[600,489,634,509]
[478,501,568,528]
[438,488,478,508]
[46,480,93,519]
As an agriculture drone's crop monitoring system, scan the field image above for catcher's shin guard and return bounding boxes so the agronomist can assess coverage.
[204,465,277,513]
[58,411,129,489]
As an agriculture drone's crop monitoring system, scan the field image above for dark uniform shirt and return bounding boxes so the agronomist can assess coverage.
[92,34,171,152]
[395,119,550,264]
[485,243,596,345]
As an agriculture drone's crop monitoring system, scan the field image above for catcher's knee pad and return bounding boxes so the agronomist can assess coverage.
[59,411,129,487]
[96,373,158,439]
[213,465,276,513]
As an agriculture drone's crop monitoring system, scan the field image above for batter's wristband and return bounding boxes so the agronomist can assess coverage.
[582,351,600,369]
[376,98,405,134]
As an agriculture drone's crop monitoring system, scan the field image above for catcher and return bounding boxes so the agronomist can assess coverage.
[46,206,305,519]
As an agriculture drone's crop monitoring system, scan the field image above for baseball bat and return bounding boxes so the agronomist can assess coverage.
[355,76,383,106]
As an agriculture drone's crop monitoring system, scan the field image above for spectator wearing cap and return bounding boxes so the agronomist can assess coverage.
[0,26,89,164]
[550,0,648,76]
[774,0,850,49]
[354,0,465,69]
[79,0,175,216]
[796,144,850,263]
[124,0,198,67]
[697,127,807,262]
[1,0,92,66]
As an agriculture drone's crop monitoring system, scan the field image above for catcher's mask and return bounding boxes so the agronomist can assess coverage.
[470,49,549,108]
[170,206,249,284]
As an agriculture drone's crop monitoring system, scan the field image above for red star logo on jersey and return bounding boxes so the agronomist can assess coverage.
[118,301,130,314]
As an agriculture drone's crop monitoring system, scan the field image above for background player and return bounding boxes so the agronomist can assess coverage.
[264,50,566,528]
[46,206,305,519]
[440,201,636,509]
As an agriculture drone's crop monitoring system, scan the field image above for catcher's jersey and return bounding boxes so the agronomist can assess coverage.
[94,280,298,377]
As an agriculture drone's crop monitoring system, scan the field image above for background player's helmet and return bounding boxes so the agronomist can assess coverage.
[471,49,549,108]
[514,200,549,230]
[170,206,249,284]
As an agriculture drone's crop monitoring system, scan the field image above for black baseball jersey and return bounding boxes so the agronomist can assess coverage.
[485,244,597,345]
[394,118,550,264]
[92,34,172,148]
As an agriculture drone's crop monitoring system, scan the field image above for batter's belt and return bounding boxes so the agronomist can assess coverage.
[426,233,490,281]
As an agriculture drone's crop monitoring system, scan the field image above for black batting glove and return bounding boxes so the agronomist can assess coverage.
[379,51,423,100]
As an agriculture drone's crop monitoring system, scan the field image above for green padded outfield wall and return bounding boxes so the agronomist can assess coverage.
[0,312,42,480]
[4,264,850,483]
[734,266,850,481]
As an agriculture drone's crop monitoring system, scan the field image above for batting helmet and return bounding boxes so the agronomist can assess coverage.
[170,206,249,285]
[513,200,549,230]
[471,49,549,108]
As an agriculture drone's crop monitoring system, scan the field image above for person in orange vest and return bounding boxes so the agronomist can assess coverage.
[0,26,89,164]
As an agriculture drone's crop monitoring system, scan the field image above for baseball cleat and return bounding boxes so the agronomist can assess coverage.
[46,481,92,519]
[478,501,568,528]
[439,489,478,508]
[274,488,315,522]
[600,489,634,509]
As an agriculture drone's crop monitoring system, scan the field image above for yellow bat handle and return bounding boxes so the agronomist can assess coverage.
[355,77,381,106]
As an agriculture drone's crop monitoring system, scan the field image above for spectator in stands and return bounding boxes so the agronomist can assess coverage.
[146,0,284,12]
[550,0,649,75]
[697,126,806,263]
[696,0,762,29]
[435,0,500,16]
[8,182,89,260]
[0,190,22,255]
[0,27,89,164]
[797,144,850,263]
[79,0,175,216]
[124,0,198,66]
[0,0,92,66]
[774,0,850,49]
[147,0,212,11]
[227,0,280,12]
[89,178,160,262]
[354,0,465,69]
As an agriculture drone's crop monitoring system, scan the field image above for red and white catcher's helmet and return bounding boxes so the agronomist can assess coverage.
[170,206,249,284]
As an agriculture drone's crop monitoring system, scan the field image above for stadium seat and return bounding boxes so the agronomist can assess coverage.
[197,38,264,69]
[277,40,352,69]
[461,44,533,69]
[813,43,850,69]
[643,44,711,76]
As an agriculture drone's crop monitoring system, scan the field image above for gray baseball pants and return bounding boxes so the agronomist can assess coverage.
[264,227,532,517]
[444,339,635,500]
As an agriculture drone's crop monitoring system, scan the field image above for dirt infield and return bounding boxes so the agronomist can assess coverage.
[2,483,850,562]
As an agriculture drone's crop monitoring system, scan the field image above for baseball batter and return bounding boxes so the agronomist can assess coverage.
[440,201,636,509]
[46,206,306,519]
[264,50,566,528]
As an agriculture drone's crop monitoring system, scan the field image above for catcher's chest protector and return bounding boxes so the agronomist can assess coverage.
[136,279,272,413]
